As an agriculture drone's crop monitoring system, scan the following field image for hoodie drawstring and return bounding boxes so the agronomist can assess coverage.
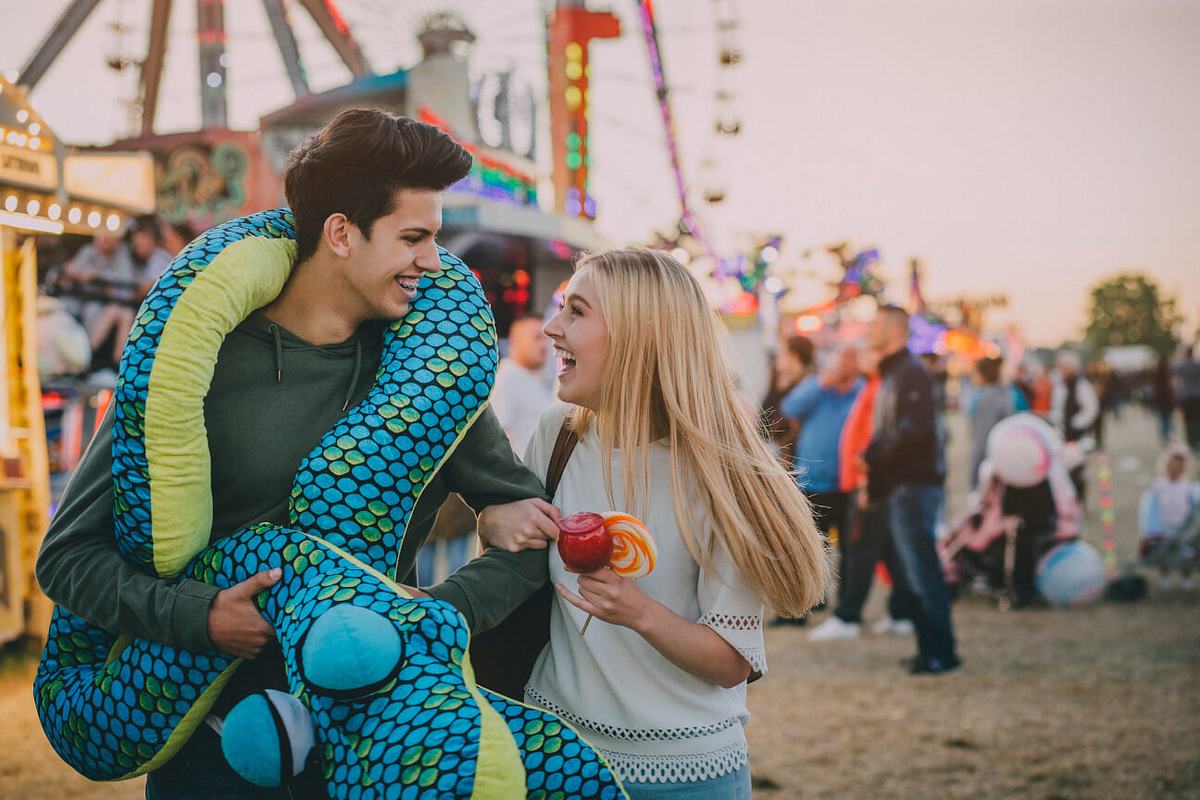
[267,320,361,412]
[268,324,283,383]
[342,336,362,412]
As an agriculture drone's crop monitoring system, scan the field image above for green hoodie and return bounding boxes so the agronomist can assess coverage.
[35,308,548,705]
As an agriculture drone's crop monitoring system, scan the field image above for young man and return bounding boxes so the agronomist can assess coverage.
[36,109,559,798]
[863,305,960,675]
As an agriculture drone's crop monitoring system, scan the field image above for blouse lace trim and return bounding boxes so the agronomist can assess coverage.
[525,685,741,742]
[697,612,762,631]
[600,741,750,784]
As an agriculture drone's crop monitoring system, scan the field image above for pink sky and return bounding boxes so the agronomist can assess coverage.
[4,0,1198,346]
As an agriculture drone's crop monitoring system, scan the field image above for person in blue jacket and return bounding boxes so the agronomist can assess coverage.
[776,344,863,624]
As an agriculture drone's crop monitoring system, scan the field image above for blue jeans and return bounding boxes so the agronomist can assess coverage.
[835,499,918,625]
[887,484,957,664]
[622,765,752,799]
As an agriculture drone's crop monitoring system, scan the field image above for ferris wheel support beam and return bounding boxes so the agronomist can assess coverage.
[633,0,718,264]
[296,0,372,77]
[262,0,311,97]
[17,0,103,90]
[140,0,174,136]
[197,0,229,128]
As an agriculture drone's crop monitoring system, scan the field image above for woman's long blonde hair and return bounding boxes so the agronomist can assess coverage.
[570,248,829,615]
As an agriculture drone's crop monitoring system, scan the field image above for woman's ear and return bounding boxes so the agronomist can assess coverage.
[322,213,353,259]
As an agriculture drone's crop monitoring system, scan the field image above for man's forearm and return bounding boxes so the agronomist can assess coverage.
[424,547,548,634]
[38,529,219,651]
[35,405,221,652]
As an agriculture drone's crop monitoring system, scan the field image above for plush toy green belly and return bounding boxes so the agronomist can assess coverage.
[33,210,625,799]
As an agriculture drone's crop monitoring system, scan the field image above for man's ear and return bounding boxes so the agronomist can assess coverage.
[322,213,353,258]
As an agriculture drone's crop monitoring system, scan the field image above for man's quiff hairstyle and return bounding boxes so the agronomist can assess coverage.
[284,108,473,261]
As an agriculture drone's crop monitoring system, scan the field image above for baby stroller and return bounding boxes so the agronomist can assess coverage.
[941,414,1081,608]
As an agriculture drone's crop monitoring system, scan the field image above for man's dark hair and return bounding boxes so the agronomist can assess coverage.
[976,355,1003,384]
[783,334,815,369]
[284,108,473,262]
[877,303,910,332]
[130,215,162,243]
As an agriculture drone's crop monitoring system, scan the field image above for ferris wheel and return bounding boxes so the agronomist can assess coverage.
[18,0,742,254]
[18,0,550,138]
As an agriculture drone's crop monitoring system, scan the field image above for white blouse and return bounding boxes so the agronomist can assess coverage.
[523,404,767,784]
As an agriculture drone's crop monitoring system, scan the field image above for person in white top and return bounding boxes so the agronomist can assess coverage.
[491,315,555,451]
[1050,351,1099,443]
[479,248,829,798]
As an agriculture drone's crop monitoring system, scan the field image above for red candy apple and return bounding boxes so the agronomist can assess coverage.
[557,512,612,573]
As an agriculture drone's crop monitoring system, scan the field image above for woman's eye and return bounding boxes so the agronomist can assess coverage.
[570,304,583,317]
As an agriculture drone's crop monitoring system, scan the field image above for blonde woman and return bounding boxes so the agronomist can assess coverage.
[479,248,828,798]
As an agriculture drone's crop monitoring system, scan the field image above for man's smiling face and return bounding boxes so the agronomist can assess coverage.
[343,188,443,320]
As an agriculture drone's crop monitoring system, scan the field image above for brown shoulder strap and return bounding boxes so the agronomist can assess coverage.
[544,419,579,498]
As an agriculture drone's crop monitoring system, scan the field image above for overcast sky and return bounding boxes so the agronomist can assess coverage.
[4,0,1198,346]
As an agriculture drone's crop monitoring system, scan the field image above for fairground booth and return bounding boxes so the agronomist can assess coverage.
[0,76,155,644]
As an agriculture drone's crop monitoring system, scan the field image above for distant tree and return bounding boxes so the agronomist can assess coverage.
[1084,272,1181,356]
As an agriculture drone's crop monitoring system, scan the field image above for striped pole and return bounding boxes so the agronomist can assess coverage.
[1095,452,1118,578]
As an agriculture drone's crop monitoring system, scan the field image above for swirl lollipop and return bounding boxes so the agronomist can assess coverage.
[603,512,658,578]
[557,512,656,635]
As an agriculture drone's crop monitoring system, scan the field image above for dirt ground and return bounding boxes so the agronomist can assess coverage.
[2,406,1197,799]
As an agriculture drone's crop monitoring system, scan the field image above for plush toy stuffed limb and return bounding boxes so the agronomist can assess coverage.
[34,210,625,799]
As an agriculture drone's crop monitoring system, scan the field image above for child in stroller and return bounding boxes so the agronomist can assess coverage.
[1138,443,1199,590]
[941,414,1081,608]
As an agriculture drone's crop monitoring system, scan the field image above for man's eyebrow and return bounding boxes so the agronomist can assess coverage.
[399,227,437,236]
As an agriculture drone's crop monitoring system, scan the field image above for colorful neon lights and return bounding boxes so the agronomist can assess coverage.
[417,106,538,207]
[547,6,620,219]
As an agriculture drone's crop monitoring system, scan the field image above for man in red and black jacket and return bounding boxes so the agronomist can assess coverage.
[864,305,960,676]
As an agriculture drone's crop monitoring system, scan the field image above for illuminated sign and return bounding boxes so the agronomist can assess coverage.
[0,144,57,191]
[418,106,538,208]
[547,7,620,219]
[64,152,157,214]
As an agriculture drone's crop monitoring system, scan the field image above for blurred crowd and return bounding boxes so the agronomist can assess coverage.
[758,318,1200,643]
[34,216,196,380]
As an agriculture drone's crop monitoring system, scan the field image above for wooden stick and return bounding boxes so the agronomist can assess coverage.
[579,614,594,636]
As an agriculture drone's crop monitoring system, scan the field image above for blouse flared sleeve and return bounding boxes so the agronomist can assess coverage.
[696,541,768,675]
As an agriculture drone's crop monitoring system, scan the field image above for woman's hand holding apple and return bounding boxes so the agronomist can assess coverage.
[556,568,656,632]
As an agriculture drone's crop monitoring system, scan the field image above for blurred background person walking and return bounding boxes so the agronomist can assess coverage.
[1052,351,1099,500]
[761,335,815,468]
[775,344,862,626]
[808,347,915,641]
[864,306,959,675]
[969,356,1015,488]
[1153,352,1178,444]
[1177,344,1200,452]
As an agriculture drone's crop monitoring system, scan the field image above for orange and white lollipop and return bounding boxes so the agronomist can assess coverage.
[603,512,657,578]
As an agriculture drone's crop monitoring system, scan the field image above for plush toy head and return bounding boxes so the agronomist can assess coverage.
[221,690,316,788]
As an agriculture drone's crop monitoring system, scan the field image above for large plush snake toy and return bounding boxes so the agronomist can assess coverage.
[33,209,624,799]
